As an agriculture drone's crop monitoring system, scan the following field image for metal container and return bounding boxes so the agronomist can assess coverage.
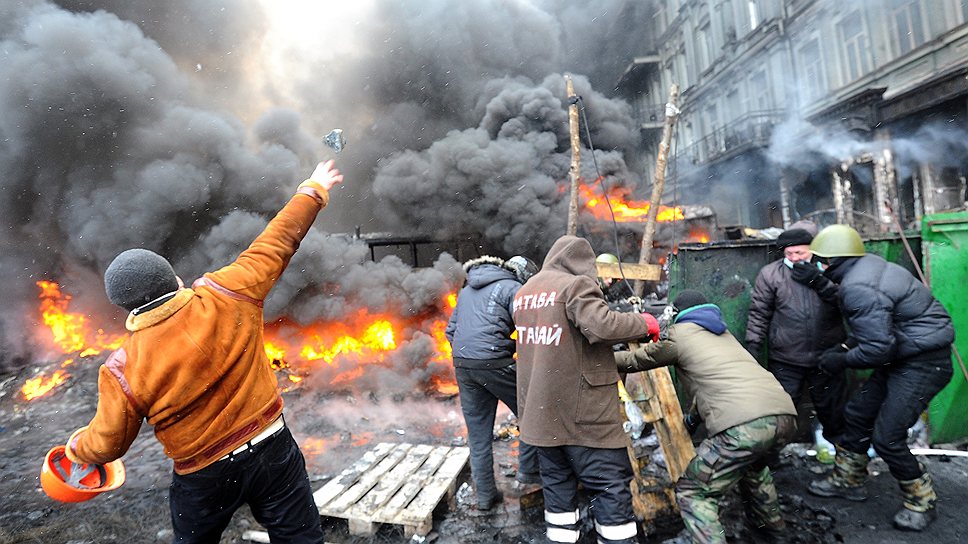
[922,211,968,443]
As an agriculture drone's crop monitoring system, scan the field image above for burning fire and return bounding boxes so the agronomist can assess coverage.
[580,184,684,223]
[36,281,125,357]
[23,280,460,401]
[686,227,711,243]
[21,369,69,401]
[22,281,127,401]
[263,308,458,394]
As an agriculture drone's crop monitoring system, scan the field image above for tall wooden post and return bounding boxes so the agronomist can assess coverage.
[566,75,582,236]
[635,84,680,296]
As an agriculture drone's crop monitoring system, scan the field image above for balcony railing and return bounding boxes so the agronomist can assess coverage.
[675,110,786,169]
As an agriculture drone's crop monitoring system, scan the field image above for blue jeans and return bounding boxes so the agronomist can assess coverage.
[169,426,323,543]
[839,356,952,480]
[455,364,539,503]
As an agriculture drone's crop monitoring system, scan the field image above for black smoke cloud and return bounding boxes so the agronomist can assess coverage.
[1,0,650,381]
[372,74,638,256]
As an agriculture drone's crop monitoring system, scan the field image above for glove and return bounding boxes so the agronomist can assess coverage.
[641,312,660,342]
[64,426,88,464]
[656,304,676,340]
[818,346,848,375]
[791,261,822,287]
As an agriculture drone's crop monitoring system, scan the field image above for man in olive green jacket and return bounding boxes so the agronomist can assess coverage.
[615,290,797,544]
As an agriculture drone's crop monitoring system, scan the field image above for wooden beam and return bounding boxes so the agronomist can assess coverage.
[566,75,581,236]
[635,84,680,296]
[595,262,662,282]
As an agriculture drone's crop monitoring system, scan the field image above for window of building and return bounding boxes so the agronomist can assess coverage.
[748,1,760,31]
[704,103,720,132]
[726,88,740,118]
[654,4,668,31]
[676,46,689,88]
[890,0,926,55]
[798,38,826,103]
[718,0,736,43]
[838,11,872,83]
[749,69,770,110]
[697,23,714,70]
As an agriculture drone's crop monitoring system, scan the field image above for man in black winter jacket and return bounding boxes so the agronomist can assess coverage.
[804,225,954,532]
[445,255,540,510]
[746,221,847,445]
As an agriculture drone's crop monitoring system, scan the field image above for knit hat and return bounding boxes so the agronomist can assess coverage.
[672,289,708,311]
[776,228,814,249]
[104,248,179,311]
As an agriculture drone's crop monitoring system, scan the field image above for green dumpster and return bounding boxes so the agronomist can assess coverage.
[668,239,774,339]
[922,211,968,444]
[667,235,920,340]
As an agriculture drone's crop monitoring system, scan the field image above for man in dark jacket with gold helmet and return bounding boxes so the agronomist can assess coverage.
[804,224,954,532]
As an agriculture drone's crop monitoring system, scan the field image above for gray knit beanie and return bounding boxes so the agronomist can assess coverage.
[104,249,179,311]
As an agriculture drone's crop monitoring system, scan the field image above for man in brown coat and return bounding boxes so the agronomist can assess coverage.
[513,235,657,544]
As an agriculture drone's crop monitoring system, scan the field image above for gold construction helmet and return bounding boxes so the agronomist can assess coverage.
[596,253,620,265]
[810,225,866,258]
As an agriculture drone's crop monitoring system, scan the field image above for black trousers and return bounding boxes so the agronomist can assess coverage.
[455,364,539,503]
[169,426,323,544]
[839,357,952,480]
[769,360,847,443]
[538,445,637,544]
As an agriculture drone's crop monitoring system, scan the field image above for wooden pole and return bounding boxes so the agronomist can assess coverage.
[566,75,582,236]
[635,84,680,296]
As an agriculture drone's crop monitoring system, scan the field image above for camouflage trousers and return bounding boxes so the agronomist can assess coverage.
[676,414,797,544]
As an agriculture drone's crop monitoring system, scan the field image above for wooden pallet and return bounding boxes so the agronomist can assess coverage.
[313,442,470,538]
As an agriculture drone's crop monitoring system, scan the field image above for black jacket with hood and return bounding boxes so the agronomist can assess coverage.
[445,257,521,368]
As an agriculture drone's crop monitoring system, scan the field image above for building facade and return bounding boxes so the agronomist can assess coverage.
[616,0,968,233]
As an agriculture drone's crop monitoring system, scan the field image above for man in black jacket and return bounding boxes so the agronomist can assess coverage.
[746,222,847,445]
[445,255,540,510]
[805,225,954,532]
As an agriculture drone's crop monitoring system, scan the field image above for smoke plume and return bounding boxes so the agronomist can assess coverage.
[1,0,652,383]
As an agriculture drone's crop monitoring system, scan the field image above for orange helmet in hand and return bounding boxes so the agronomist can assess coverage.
[40,446,125,503]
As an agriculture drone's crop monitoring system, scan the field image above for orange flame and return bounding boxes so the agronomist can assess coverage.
[21,369,69,400]
[686,227,711,243]
[23,281,127,401]
[579,184,684,223]
[263,293,459,394]
[24,280,460,400]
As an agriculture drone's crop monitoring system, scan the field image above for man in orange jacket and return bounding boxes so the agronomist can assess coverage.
[63,160,343,543]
